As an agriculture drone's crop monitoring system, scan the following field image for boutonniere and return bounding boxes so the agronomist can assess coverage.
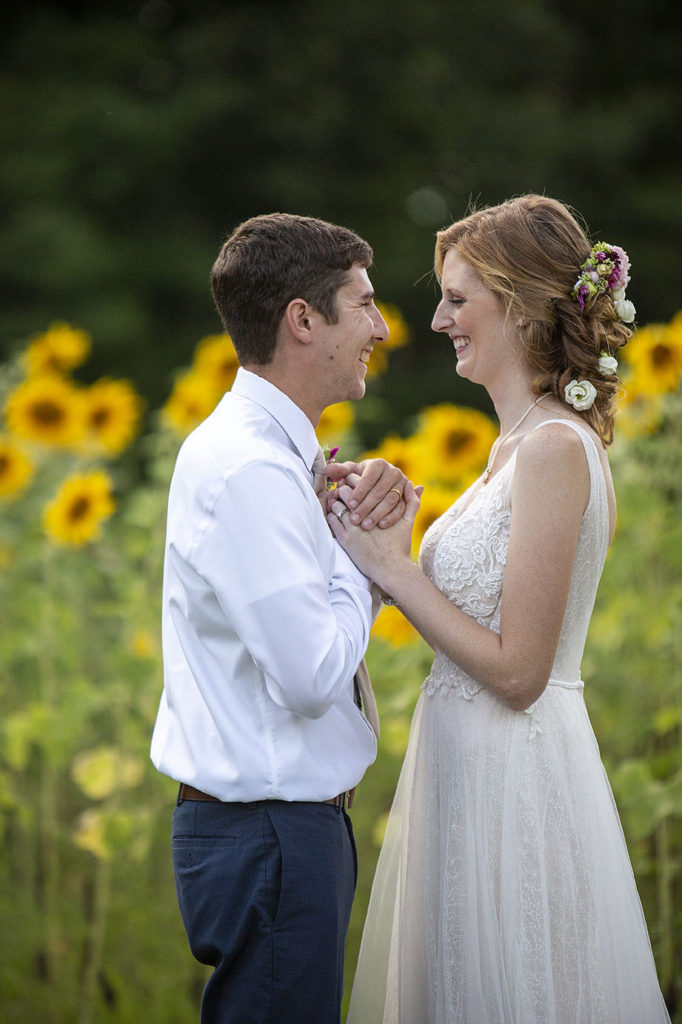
[323,445,339,491]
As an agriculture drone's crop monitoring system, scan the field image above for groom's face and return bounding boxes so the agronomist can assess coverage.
[316,264,389,407]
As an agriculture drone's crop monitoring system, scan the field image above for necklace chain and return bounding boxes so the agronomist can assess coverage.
[482,394,548,485]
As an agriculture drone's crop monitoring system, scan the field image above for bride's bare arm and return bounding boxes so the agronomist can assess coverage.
[328,424,591,712]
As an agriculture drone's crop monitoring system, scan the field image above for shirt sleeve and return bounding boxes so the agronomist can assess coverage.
[191,457,372,719]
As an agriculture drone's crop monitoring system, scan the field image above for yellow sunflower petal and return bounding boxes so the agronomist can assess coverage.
[161,370,222,436]
[24,322,91,375]
[192,333,240,392]
[359,435,426,485]
[0,437,35,499]
[371,604,419,647]
[316,402,354,446]
[623,322,682,395]
[412,483,464,557]
[376,302,411,351]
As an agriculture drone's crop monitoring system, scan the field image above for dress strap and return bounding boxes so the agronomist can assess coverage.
[528,418,609,560]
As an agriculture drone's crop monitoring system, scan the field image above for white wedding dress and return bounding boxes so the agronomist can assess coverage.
[347,420,670,1024]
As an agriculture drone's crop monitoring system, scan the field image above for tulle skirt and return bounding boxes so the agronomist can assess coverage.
[347,686,670,1024]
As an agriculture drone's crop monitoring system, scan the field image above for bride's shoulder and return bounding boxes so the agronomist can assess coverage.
[514,421,591,494]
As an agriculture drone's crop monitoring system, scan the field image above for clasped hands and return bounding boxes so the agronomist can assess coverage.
[323,457,408,530]
[322,457,422,591]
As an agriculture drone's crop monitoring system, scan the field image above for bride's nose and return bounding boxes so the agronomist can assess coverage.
[431,299,451,333]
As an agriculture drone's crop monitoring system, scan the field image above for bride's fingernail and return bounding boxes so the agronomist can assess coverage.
[351,513,361,523]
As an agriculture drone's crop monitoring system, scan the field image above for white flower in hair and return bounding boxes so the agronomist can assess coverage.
[564,379,597,411]
[612,295,636,323]
[598,352,619,375]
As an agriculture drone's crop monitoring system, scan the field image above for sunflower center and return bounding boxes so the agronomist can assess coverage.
[32,400,65,425]
[68,496,92,522]
[650,344,673,369]
[445,429,474,456]
[90,407,112,428]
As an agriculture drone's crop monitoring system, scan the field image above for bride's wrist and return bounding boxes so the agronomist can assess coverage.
[375,558,417,606]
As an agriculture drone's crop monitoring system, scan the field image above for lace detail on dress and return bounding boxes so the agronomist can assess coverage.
[422,651,484,698]
[431,477,511,622]
[420,470,511,699]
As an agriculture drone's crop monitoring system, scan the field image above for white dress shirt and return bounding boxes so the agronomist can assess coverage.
[150,368,377,802]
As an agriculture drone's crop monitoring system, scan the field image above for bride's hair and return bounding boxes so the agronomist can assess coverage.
[435,194,632,445]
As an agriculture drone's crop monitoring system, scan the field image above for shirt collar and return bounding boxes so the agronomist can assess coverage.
[231,367,321,471]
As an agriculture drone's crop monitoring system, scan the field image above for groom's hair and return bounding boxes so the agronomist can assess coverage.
[210,213,373,365]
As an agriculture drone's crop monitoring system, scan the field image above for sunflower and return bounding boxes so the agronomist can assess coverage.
[411,482,463,557]
[365,345,389,377]
[24,322,91,376]
[161,370,222,435]
[376,302,410,350]
[623,320,682,395]
[359,434,425,484]
[0,437,35,499]
[416,404,497,483]
[4,374,85,447]
[82,378,144,455]
[192,333,241,392]
[44,470,115,546]
[316,402,354,446]
[371,604,419,647]
[365,303,411,377]
[616,392,664,438]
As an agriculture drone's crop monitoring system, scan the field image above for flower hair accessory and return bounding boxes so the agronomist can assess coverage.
[571,242,636,323]
[565,379,597,411]
[598,351,618,376]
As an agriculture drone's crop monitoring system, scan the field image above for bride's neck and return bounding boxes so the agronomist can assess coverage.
[491,388,538,435]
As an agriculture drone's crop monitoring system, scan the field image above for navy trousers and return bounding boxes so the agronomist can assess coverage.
[171,797,357,1024]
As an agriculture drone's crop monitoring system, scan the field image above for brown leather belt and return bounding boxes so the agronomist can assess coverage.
[178,783,353,809]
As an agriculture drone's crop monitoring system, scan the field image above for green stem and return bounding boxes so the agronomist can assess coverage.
[37,544,63,1016]
[78,854,112,1024]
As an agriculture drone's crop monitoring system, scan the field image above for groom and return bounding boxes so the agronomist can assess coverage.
[151,212,410,1023]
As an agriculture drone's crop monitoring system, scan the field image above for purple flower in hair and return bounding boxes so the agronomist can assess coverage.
[609,245,630,289]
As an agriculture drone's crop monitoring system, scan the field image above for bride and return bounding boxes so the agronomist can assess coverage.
[329,195,671,1023]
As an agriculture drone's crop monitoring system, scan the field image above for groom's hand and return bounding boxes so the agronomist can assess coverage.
[324,458,409,530]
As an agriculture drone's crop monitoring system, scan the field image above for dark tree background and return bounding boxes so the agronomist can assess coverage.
[1,0,680,436]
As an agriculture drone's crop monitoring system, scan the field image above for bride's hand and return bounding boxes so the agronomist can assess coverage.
[327,481,422,591]
[324,458,409,530]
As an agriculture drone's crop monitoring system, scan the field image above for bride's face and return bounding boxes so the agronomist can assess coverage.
[432,248,523,388]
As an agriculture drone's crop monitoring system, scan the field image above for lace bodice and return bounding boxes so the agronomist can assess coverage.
[419,419,609,699]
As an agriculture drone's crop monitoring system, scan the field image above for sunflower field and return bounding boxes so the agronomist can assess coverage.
[1,309,681,1021]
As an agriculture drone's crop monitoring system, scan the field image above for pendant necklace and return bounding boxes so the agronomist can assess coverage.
[482,393,549,485]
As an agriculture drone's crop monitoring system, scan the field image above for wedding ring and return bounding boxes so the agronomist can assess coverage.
[336,506,350,520]
[389,488,403,500]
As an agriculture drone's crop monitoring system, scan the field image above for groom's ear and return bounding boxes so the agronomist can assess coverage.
[285,298,315,345]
